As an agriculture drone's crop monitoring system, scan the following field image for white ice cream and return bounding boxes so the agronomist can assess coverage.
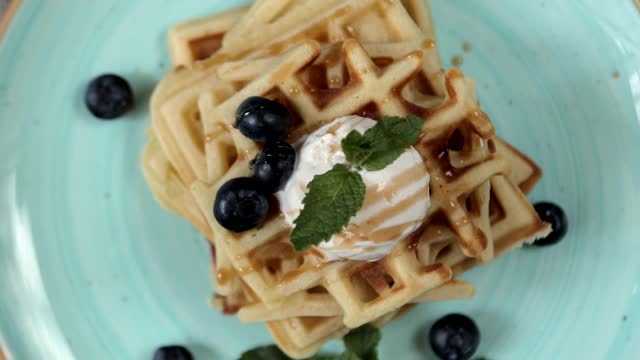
[277,116,431,262]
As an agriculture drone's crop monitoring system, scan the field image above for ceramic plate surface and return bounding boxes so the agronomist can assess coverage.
[1,1,640,359]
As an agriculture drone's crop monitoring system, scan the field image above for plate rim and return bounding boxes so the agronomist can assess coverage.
[0,0,22,43]
[0,0,21,357]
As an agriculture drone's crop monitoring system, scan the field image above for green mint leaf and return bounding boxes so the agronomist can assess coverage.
[336,351,362,360]
[341,130,371,168]
[342,115,424,171]
[291,164,366,251]
[361,351,378,360]
[308,355,340,360]
[239,346,338,360]
[343,324,381,358]
[239,345,291,360]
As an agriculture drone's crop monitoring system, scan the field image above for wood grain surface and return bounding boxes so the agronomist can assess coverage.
[0,0,21,42]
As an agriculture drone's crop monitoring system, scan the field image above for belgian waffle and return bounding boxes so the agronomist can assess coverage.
[141,0,551,358]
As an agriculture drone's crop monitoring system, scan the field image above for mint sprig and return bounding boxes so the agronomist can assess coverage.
[239,324,381,360]
[239,345,290,360]
[290,115,424,251]
[336,352,361,360]
[342,115,423,171]
[344,324,381,360]
[291,164,366,251]
[239,345,336,360]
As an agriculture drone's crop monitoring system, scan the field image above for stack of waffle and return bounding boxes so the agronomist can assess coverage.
[141,0,551,358]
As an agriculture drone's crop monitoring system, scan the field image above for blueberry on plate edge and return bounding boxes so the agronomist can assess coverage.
[235,96,291,142]
[429,313,480,360]
[532,202,568,246]
[153,345,193,360]
[214,177,270,233]
[85,74,134,119]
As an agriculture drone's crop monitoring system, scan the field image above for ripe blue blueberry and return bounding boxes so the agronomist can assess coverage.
[214,177,270,232]
[235,96,290,142]
[85,74,134,119]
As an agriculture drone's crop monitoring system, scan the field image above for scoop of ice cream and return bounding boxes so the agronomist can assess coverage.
[276,116,431,261]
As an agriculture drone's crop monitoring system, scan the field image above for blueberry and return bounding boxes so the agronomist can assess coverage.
[429,314,480,360]
[533,202,568,246]
[152,345,193,360]
[214,177,270,232]
[236,96,290,142]
[85,74,134,119]
[251,141,296,193]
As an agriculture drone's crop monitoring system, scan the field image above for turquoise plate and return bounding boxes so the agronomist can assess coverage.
[1,1,639,359]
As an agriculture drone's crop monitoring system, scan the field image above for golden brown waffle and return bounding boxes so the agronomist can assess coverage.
[155,0,446,191]
[218,135,541,319]
[141,133,213,240]
[169,0,442,80]
[142,0,551,358]
[400,0,438,38]
[216,136,545,358]
[189,38,550,328]
[167,0,441,68]
[143,131,538,289]
[237,280,475,323]
[146,124,546,359]
[151,2,450,256]
[144,128,475,316]
[168,5,249,67]
[266,303,417,359]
